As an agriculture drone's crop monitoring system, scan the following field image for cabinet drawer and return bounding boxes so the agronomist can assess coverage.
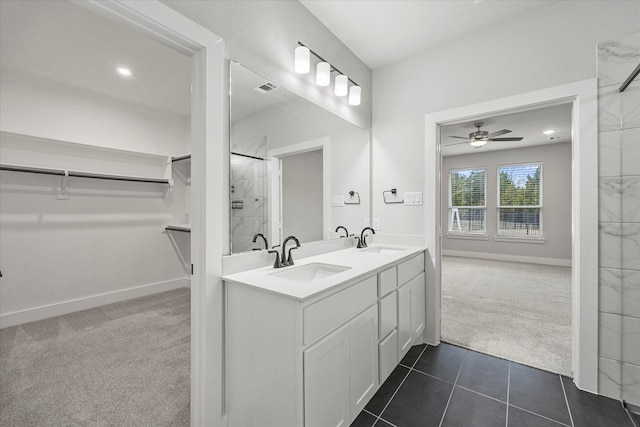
[379,329,398,384]
[378,266,397,297]
[379,292,397,340]
[304,276,377,345]
[398,252,425,286]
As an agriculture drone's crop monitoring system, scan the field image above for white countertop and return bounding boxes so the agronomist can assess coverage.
[222,244,426,301]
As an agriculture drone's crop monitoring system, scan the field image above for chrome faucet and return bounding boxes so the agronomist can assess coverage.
[335,226,350,238]
[280,236,301,267]
[357,227,375,248]
[252,233,268,250]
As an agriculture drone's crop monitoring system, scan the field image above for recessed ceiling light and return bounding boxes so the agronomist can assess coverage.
[543,129,555,135]
[116,67,132,77]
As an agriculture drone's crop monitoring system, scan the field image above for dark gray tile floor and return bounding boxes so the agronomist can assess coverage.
[351,343,638,427]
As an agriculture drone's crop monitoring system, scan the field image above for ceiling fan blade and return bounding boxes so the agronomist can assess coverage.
[449,136,469,139]
[488,137,524,141]
[443,140,468,147]
[486,129,511,138]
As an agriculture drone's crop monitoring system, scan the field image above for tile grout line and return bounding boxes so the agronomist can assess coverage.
[559,375,575,427]
[505,361,511,427]
[372,345,429,426]
[438,352,466,427]
[509,403,572,427]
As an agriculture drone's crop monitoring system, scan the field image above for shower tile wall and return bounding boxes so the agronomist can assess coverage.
[231,136,268,253]
[597,31,640,407]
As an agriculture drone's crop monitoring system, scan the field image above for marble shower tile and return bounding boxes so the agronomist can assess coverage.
[599,130,622,177]
[622,128,640,176]
[623,316,640,365]
[622,363,640,406]
[599,312,622,360]
[622,223,640,270]
[599,177,622,222]
[600,223,623,269]
[599,85,622,132]
[599,357,622,400]
[622,81,640,129]
[597,32,640,87]
[600,267,623,315]
[622,176,640,223]
[623,269,640,318]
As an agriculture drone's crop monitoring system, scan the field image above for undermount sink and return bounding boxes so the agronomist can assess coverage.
[269,262,351,283]
[360,246,407,255]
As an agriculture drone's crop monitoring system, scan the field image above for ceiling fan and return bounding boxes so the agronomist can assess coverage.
[449,122,523,148]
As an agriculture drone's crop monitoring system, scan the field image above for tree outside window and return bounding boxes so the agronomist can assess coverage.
[497,163,543,237]
[448,168,486,233]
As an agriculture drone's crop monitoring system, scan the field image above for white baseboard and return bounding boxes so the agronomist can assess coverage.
[442,249,571,267]
[0,277,190,329]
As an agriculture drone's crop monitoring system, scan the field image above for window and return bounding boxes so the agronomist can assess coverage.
[448,168,486,234]
[497,163,543,237]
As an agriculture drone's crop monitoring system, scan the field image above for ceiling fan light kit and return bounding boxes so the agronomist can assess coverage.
[449,121,524,147]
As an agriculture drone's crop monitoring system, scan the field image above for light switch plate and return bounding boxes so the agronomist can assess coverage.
[404,192,422,206]
[332,195,345,207]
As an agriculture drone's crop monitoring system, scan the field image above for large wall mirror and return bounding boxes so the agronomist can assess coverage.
[230,62,370,253]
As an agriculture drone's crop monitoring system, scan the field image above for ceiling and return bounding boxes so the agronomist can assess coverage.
[300,0,559,69]
[0,0,191,117]
[440,103,572,157]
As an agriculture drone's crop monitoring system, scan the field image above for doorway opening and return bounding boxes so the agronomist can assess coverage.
[424,79,599,392]
[438,103,573,375]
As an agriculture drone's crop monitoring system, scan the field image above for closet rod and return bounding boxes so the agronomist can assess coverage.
[0,163,170,184]
[172,154,191,162]
[165,225,191,233]
[619,62,640,92]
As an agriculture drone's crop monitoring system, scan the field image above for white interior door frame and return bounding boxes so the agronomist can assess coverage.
[268,136,332,244]
[424,79,598,393]
[79,1,226,426]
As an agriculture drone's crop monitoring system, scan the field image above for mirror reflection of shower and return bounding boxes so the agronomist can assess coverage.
[230,136,268,253]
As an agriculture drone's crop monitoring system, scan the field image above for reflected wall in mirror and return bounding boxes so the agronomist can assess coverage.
[230,62,370,253]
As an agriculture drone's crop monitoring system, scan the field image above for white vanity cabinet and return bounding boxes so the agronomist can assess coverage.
[224,248,427,427]
[304,304,378,427]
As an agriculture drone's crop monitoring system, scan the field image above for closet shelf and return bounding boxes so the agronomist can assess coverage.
[165,224,191,233]
[0,163,171,185]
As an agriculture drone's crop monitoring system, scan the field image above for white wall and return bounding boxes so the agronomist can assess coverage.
[161,0,372,130]
[0,68,189,156]
[442,142,572,263]
[372,1,640,238]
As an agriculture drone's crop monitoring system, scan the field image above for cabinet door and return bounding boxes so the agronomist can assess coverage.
[410,273,425,338]
[397,282,412,359]
[349,305,379,420]
[304,327,350,427]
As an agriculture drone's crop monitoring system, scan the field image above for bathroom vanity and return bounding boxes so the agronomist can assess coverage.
[223,244,426,427]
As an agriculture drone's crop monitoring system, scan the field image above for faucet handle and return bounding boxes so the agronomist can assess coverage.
[268,250,282,268]
[287,246,300,265]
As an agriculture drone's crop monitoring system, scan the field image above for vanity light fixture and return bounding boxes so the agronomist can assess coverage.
[295,42,361,106]
[543,129,556,135]
[294,46,310,74]
[316,62,331,86]
[335,74,348,96]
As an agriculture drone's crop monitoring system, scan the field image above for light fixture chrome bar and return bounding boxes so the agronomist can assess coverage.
[297,42,359,87]
[619,62,640,93]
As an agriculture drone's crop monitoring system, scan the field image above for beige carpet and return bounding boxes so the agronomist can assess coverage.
[441,256,572,376]
[0,288,190,426]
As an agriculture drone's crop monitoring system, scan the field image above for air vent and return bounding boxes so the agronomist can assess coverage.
[254,82,277,94]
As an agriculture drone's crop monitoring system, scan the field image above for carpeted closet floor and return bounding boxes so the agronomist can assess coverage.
[441,256,572,376]
[0,288,190,426]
